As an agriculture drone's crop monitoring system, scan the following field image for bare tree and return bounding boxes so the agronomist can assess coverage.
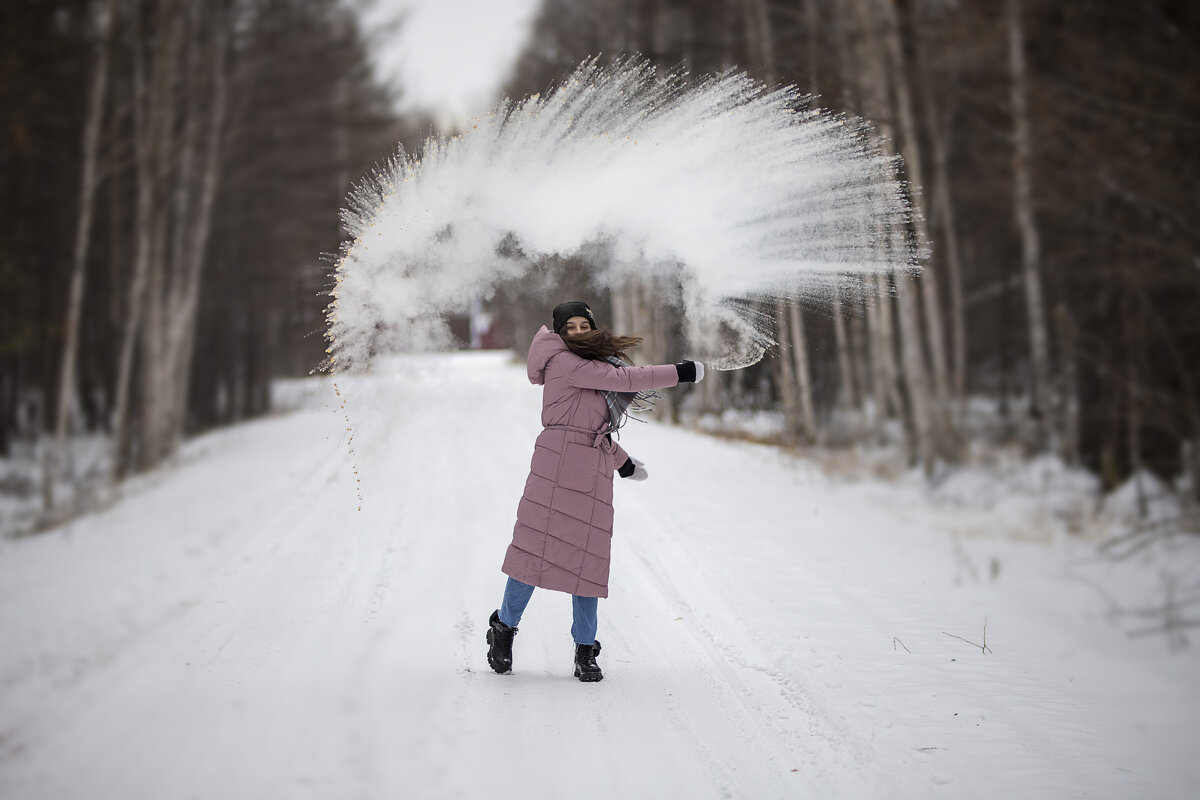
[848,0,936,470]
[45,0,119,511]
[773,297,803,441]
[163,1,231,455]
[1008,0,1053,441]
[111,0,185,480]
[914,1,969,423]
[829,285,860,417]
[866,276,902,438]
[787,300,817,442]
[0,0,393,526]
[881,1,949,406]
[740,0,818,442]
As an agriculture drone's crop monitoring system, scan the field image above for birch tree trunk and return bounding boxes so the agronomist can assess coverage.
[165,7,230,455]
[842,0,899,438]
[849,298,872,422]
[833,0,888,436]
[111,0,183,481]
[111,5,155,481]
[1055,304,1080,466]
[830,287,859,415]
[866,276,901,437]
[850,0,935,470]
[894,269,935,472]
[138,110,176,471]
[742,0,794,439]
[788,301,817,442]
[1009,0,1053,442]
[773,299,802,442]
[803,0,860,433]
[742,0,817,442]
[879,0,953,447]
[914,5,968,423]
[139,0,188,472]
[45,0,117,510]
[865,295,887,433]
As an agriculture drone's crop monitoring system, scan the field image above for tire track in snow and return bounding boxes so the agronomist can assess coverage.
[0,405,374,797]
[611,488,871,796]
[0,408,351,767]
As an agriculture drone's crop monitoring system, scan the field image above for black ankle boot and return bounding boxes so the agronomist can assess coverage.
[486,610,516,674]
[573,640,603,682]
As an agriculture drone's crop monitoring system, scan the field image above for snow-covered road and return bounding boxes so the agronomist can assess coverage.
[1,352,1196,799]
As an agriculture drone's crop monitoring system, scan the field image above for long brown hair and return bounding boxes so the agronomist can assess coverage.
[561,327,643,363]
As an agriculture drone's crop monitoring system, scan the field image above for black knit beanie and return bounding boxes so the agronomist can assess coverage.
[552,301,597,334]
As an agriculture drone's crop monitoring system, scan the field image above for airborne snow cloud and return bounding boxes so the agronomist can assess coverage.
[327,58,918,373]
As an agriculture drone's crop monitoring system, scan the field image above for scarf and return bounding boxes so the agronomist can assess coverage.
[602,356,659,434]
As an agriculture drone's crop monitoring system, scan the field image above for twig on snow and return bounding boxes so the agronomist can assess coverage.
[943,617,992,654]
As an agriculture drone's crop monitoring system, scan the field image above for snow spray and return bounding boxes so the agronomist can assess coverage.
[325,57,919,375]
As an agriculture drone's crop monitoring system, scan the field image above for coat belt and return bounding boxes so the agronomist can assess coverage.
[543,424,616,453]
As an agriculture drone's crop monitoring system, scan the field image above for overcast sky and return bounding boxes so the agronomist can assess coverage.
[355,0,543,127]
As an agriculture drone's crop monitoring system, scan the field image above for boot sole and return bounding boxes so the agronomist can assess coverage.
[485,628,512,674]
[574,666,604,682]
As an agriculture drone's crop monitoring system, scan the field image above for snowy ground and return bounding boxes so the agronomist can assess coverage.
[1,351,1197,799]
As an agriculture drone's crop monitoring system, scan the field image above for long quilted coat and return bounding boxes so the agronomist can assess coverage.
[501,326,680,598]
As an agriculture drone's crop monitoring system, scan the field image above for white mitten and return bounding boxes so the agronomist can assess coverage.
[630,458,649,481]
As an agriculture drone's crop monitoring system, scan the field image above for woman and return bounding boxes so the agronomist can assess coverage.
[486,301,704,682]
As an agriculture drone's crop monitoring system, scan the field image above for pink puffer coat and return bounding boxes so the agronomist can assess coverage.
[501,326,680,597]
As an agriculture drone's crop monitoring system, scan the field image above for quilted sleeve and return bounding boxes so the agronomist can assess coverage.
[564,357,679,393]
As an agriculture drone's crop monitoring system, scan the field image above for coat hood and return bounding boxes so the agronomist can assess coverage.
[527,325,568,385]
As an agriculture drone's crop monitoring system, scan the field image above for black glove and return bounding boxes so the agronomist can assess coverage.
[618,457,648,480]
[675,361,706,383]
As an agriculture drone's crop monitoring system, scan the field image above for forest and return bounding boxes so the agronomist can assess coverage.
[495,0,1200,507]
[2,0,1198,533]
[2,0,410,526]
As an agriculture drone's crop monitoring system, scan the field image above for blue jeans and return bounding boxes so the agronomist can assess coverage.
[498,577,599,645]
